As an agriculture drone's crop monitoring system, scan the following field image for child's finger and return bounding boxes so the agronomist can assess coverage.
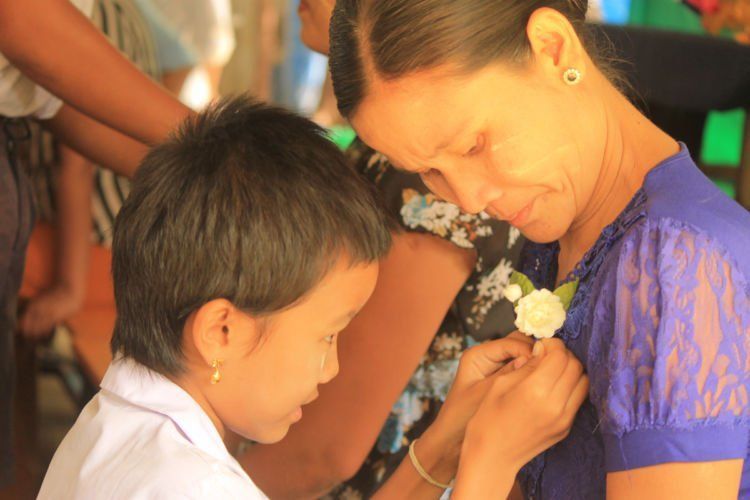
[551,350,585,404]
[561,374,590,426]
[459,338,533,379]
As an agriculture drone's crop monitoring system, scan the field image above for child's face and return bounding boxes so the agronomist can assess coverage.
[208,257,379,443]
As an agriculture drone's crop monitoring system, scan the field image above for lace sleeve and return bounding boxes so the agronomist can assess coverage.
[591,218,750,472]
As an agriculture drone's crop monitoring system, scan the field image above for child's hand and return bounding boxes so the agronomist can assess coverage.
[460,339,588,478]
[429,337,534,456]
[19,285,84,338]
[506,329,535,345]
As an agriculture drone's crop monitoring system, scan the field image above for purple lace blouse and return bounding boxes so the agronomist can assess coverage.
[517,145,750,499]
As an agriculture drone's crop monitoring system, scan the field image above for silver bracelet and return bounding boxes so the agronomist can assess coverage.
[408,439,454,490]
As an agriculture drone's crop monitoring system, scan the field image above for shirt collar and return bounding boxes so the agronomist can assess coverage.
[100,356,250,480]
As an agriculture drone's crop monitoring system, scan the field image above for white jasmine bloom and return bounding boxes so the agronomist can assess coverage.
[503,283,523,303]
[514,289,566,339]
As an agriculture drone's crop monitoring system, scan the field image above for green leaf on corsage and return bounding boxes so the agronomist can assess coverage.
[552,279,579,311]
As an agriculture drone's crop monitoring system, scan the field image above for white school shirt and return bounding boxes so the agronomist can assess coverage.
[0,0,95,119]
[38,357,267,499]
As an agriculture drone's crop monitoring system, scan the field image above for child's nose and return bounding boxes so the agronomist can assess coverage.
[320,348,340,384]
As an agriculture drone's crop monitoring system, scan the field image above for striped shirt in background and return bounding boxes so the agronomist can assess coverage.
[28,0,159,247]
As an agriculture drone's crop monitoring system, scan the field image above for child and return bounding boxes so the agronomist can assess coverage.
[38,96,587,499]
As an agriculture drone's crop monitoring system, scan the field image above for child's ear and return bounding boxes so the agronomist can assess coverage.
[189,299,261,366]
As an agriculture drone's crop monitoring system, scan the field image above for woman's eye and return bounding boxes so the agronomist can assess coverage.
[463,135,485,157]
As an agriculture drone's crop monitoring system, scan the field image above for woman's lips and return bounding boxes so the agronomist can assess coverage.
[509,201,533,227]
[487,199,534,227]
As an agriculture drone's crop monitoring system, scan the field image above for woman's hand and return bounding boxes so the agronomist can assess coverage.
[453,338,589,499]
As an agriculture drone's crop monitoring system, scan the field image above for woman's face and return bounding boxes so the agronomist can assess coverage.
[351,62,606,244]
[298,0,335,54]
[206,257,378,444]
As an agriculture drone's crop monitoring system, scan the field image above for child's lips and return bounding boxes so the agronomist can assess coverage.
[291,406,303,422]
[290,392,318,422]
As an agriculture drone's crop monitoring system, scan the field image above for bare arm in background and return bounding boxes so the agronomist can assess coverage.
[0,0,191,147]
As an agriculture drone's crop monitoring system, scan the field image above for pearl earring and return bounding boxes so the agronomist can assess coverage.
[563,68,582,85]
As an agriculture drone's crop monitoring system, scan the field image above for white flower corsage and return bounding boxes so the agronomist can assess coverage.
[503,271,579,340]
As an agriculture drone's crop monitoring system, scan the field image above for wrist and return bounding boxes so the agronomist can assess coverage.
[452,428,518,499]
[414,422,462,487]
[460,422,521,481]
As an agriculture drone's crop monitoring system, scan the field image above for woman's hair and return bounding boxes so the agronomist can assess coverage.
[111,95,392,375]
[330,0,617,118]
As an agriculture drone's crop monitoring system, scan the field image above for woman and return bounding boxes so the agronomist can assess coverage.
[39,98,587,499]
[326,0,750,498]
[238,1,527,498]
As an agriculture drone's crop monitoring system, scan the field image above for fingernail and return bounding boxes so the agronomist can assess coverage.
[532,342,545,357]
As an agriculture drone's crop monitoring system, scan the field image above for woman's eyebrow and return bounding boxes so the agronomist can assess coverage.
[423,117,473,158]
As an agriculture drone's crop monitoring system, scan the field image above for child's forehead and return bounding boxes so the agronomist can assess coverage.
[265,260,379,327]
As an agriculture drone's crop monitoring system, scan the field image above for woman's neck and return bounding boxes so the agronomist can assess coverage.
[556,85,679,282]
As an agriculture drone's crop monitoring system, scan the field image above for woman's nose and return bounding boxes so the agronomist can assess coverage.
[442,168,502,215]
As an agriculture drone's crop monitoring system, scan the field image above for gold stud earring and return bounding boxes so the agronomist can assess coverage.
[563,68,582,86]
[210,359,223,384]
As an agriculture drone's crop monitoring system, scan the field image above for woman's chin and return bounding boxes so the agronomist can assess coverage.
[519,221,567,245]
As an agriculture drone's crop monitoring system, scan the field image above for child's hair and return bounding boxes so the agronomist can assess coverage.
[111,95,392,375]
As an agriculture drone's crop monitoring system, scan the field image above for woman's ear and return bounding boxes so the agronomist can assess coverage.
[187,299,263,366]
[526,7,586,82]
